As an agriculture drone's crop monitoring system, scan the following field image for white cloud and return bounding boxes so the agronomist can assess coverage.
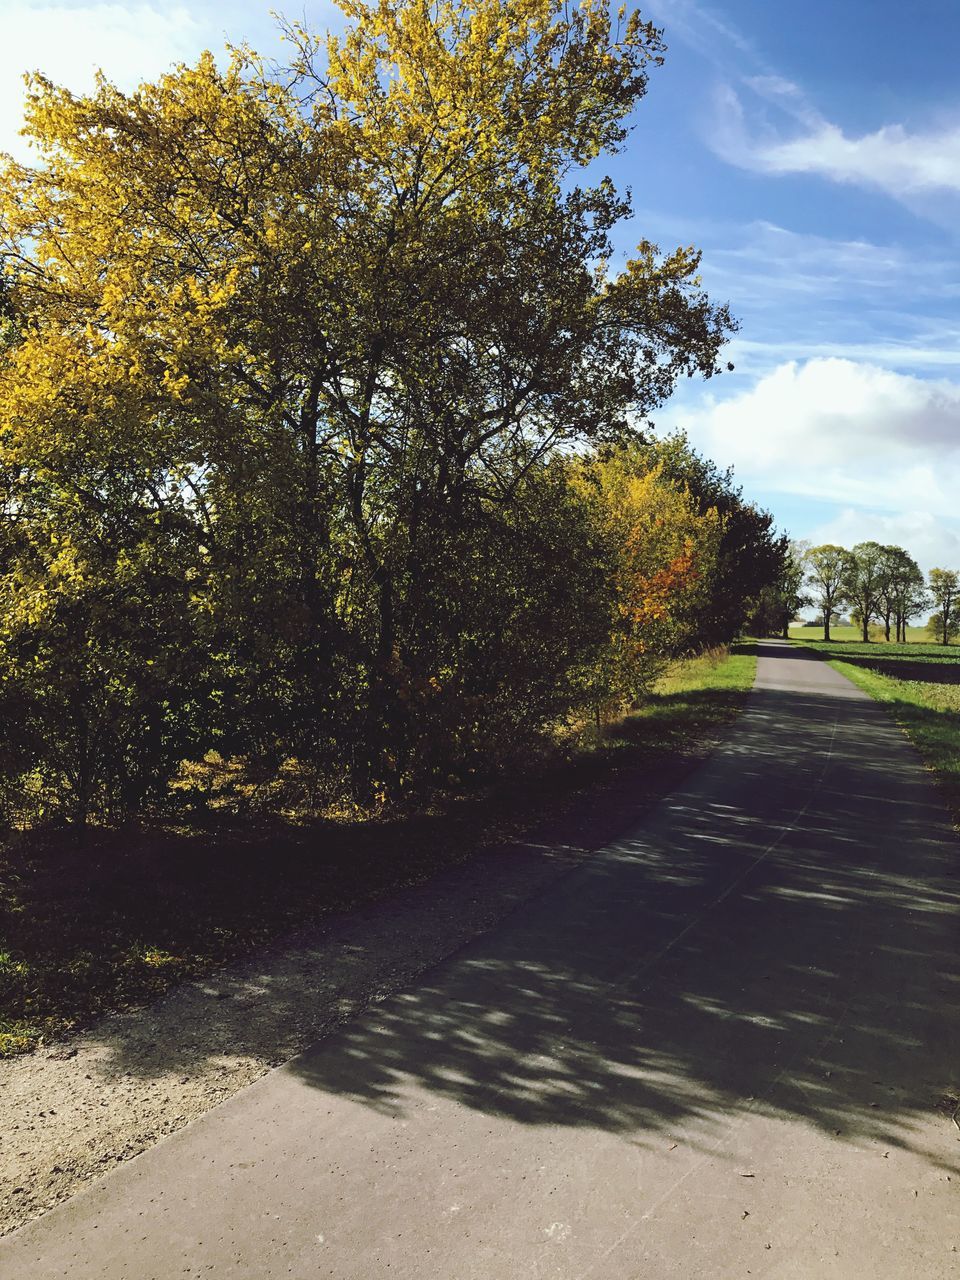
[675,357,960,519]
[645,1,960,211]
[713,80,960,201]
[760,120,960,196]
[807,509,960,578]
[726,337,960,378]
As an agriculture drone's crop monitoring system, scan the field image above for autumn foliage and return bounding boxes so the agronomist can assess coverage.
[0,0,782,823]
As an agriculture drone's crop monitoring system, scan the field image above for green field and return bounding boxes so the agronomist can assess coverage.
[789,633,960,826]
[788,624,940,644]
[0,644,756,1057]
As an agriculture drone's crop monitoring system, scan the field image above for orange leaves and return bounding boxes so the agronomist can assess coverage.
[571,446,723,708]
[624,540,699,630]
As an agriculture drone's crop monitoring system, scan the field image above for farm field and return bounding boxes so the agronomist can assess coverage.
[789,632,960,824]
[787,624,938,643]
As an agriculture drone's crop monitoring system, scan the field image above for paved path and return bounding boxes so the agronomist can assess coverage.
[3,641,959,1278]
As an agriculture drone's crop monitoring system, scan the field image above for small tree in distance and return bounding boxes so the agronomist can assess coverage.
[804,545,853,642]
[842,541,888,643]
[928,569,960,645]
[885,548,927,642]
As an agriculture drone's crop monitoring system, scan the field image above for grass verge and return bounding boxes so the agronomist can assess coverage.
[790,635,960,827]
[0,643,756,1057]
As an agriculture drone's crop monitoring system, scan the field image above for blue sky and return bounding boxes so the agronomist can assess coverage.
[4,0,960,574]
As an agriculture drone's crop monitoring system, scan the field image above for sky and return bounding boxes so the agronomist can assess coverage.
[4,0,960,576]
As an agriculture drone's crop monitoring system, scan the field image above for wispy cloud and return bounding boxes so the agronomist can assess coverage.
[625,213,960,378]
[652,1,960,209]
[704,221,960,300]
[716,85,960,199]
[645,0,759,65]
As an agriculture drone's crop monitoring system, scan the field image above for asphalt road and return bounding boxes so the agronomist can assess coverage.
[3,640,959,1279]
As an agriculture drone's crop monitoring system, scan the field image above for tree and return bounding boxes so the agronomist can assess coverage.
[927,569,960,645]
[875,546,898,642]
[804,545,852,642]
[0,0,738,812]
[630,433,785,646]
[925,613,959,644]
[842,541,887,643]
[877,546,926,643]
[749,538,810,638]
[571,448,722,722]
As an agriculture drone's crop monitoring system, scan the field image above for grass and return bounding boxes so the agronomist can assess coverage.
[0,643,756,1057]
[655,643,758,698]
[789,632,960,826]
[788,624,938,644]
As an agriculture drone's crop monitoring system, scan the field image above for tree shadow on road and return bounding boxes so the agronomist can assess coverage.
[281,684,960,1173]
[83,679,960,1179]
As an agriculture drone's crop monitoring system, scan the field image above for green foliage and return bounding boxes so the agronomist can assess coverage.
[630,433,787,647]
[925,611,960,644]
[0,0,765,825]
[927,569,960,645]
[841,541,889,642]
[0,481,210,825]
[804,544,853,641]
[748,538,809,637]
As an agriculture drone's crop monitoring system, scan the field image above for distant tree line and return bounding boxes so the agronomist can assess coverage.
[0,0,785,827]
[801,543,958,644]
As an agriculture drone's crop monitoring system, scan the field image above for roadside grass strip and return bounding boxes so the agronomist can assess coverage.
[790,635,960,828]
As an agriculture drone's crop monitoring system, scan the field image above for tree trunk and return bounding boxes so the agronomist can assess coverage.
[862,611,869,642]
[824,608,831,642]
[883,611,891,642]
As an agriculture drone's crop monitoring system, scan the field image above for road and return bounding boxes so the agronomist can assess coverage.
[2,640,959,1278]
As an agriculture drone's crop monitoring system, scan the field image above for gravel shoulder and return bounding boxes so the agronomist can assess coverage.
[0,741,722,1237]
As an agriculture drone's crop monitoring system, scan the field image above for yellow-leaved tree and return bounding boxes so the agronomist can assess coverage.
[572,448,724,724]
[0,0,737,814]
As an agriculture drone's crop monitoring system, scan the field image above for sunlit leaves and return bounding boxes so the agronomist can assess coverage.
[0,0,741,815]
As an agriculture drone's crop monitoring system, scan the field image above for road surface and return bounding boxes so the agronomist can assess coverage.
[2,640,959,1278]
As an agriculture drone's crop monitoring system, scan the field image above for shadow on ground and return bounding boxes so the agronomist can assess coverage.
[78,658,960,1175]
[795,638,960,685]
[286,676,960,1172]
